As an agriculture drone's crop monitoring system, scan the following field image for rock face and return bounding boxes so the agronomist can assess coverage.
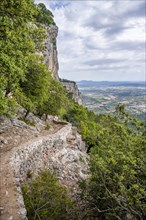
[42,25,83,105]
[61,80,83,105]
[43,25,59,80]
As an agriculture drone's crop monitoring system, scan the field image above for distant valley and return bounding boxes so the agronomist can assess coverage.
[77,81,146,121]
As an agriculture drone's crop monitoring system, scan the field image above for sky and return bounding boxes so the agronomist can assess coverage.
[35,0,146,82]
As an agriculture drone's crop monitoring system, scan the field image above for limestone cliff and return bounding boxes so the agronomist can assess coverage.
[61,79,83,105]
[43,25,59,80]
[42,25,83,105]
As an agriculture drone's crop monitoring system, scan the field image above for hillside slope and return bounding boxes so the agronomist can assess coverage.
[0,114,88,220]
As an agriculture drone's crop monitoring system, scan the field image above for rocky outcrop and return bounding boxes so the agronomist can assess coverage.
[42,25,83,104]
[61,79,83,105]
[0,115,88,220]
[43,25,59,80]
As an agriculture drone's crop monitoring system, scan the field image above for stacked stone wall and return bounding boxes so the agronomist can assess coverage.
[8,124,87,220]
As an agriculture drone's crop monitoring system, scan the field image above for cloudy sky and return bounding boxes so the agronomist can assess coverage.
[35,0,145,81]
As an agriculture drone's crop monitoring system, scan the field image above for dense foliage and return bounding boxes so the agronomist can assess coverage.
[0,0,37,116]
[35,3,55,26]
[22,170,79,220]
[19,55,52,117]
[0,0,62,117]
[64,103,146,220]
[36,79,68,118]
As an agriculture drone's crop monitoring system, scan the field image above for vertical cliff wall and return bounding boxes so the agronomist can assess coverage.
[43,25,59,80]
[43,25,83,105]
[41,25,83,104]
[60,80,83,105]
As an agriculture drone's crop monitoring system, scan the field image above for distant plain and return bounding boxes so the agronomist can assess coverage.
[77,81,146,121]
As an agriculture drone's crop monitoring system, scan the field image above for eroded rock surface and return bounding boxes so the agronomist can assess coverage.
[61,80,83,105]
[43,25,59,80]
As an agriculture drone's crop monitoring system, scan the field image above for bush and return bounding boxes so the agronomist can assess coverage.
[79,118,146,220]
[22,170,79,220]
[35,3,55,26]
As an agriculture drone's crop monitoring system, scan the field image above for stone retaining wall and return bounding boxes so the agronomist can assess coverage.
[11,125,71,182]
[9,124,88,220]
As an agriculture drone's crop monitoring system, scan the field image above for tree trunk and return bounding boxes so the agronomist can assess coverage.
[24,109,30,118]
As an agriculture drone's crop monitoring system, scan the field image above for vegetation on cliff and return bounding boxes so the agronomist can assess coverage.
[22,170,78,220]
[1,1,145,220]
[35,3,55,26]
[0,0,59,117]
[22,102,146,220]
[64,102,146,219]
[0,0,36,116]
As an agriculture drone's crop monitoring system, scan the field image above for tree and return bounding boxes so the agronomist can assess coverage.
[37,80,68,119]
[0,76,17,116]
[0,0,37,115]
[35,3,55,26]
[19,55,51,117]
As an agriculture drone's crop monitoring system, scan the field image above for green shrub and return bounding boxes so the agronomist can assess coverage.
[79,117,146,220]
[22,170,79,220]
[35,3,55,26]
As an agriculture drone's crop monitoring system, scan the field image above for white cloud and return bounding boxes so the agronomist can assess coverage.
[35,0,145,81]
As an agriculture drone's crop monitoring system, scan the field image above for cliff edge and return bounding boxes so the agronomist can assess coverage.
[43,25,82,105]
[43,25,59,80]
[60,79,83,105]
